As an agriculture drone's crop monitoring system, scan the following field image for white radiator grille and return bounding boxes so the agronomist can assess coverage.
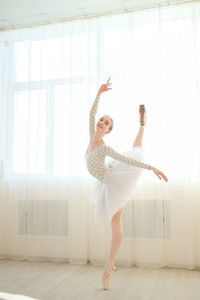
[123,199,171,240]
[18,200,69,237]
[18,199,171,239]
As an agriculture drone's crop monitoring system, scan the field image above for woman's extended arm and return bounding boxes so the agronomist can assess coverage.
[105,145,168,182]
[89,78,112,141]
[105,145,151,170]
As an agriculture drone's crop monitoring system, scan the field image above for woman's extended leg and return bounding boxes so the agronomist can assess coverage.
[102,208,124,289]
[133,126,145,147]
[133,105,146,147]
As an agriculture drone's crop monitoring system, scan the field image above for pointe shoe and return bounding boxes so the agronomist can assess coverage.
[139,104,146,126]
[102,260,117,290]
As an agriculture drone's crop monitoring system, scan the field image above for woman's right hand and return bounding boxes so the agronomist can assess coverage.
[150,166,168,182]
[97,77,112,95]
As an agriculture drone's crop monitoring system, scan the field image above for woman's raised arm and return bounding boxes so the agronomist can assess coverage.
[89,78,112,141]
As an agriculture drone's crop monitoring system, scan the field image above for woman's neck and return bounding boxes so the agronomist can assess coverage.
[93,132,104,143]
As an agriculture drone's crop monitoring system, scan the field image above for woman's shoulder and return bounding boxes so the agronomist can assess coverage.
[101,144,115,152]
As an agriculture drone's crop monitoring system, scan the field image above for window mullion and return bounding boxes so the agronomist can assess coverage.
[46,81,55,177]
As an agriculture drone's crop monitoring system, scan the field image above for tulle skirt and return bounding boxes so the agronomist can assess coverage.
[91,146,145,224]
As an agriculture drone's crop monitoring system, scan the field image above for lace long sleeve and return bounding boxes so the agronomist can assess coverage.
[104,145,151,170]
[89,94,101,142]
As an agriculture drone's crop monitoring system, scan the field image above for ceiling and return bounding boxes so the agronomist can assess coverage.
[0,0,187,30]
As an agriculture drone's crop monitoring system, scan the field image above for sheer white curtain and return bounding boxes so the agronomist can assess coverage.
[0,1,200,268]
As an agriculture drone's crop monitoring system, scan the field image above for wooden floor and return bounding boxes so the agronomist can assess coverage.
[0,259,200,300]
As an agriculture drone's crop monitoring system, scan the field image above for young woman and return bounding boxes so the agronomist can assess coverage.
[85,77,168,290]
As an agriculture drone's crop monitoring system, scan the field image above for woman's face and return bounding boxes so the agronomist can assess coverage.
[96,115,112,135]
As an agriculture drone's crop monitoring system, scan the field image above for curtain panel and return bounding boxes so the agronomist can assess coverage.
[0,1,200,268]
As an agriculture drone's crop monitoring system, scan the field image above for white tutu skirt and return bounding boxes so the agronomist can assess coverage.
[91,146,145,224]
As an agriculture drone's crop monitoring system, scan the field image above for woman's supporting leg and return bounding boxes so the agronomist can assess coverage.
[108,207,124,262]
[102,208,124,289]
[133,126,144,148]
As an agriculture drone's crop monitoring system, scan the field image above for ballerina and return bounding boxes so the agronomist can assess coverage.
[85,77,168,290]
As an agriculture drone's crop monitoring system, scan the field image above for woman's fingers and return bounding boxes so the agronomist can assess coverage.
[157,174,161,180]
[105,85,112,91]
[105,78,112,91]
[163,174,168,182]
[154,169,168,182]
[159,171,168,182]
[106,77,112,88]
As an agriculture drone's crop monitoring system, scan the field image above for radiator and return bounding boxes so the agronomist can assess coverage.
[18,200,69,237]
[123,199,171,239]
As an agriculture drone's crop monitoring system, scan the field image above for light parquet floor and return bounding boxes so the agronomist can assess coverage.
[0,259,200,300]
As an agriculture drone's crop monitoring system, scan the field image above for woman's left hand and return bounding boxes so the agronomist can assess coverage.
[150,166,168,182]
